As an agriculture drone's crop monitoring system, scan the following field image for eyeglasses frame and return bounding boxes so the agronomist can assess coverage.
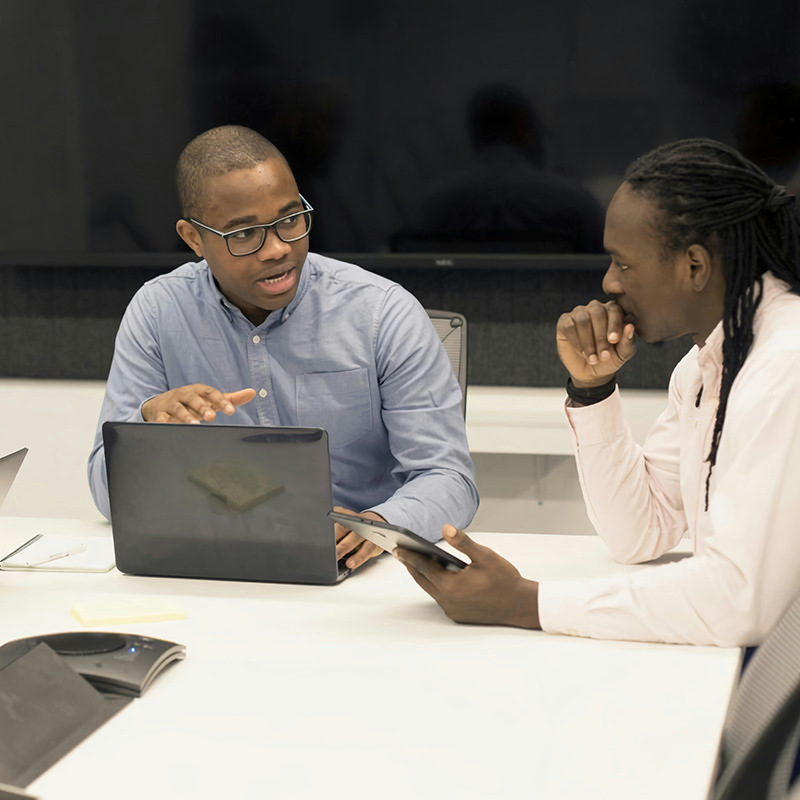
[189,194,314,256]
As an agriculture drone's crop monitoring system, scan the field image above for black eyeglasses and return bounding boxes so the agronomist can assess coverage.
[191,195,314,256]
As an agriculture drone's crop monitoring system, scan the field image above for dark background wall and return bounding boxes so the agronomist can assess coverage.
[1,0,791,388]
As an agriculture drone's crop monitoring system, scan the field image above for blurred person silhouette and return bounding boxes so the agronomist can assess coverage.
[393,83,605,253]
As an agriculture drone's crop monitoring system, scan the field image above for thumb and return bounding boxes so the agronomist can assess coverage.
[225,388,257,406]
[615,323,637,364]
[442,524,490,561]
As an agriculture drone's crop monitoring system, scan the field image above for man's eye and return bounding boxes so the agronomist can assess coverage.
[276,215,302,231]
[230,228,260,241]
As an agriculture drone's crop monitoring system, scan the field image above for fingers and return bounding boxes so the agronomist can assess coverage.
[398,556,443,599]
[556,301,634,384]
[441,524,486,562]
[342,540,382,571]
[573,301,617,365]
[334,528,381,569]
[184,386,235,421]
[335,530,364,559]
[616,322,637,362]
[224,388,257,411]
[332,506,357,544]
[143,385,254,423]
[603,303,625,347]
[394,546,447,583]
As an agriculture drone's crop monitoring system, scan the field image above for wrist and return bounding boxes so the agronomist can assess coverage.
[570,374,617,390]
[508,578,540,629]
[566,376,617,406]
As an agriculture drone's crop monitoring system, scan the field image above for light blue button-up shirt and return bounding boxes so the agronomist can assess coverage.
[88,253,478,540]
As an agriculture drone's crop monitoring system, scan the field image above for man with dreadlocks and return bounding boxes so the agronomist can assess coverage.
[397,138,800,646]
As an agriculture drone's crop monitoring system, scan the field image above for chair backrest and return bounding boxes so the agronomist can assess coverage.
[425,309,467,418]
[710,591,800,800]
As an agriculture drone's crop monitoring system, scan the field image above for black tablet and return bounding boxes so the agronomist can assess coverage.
[328,511,468,572]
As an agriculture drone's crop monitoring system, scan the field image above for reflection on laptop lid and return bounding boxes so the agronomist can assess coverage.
[0,449,28,512]
[103,423,348,585]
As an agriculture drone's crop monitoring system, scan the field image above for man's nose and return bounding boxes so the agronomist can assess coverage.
[257,229,292,260]
[602,263,622,297]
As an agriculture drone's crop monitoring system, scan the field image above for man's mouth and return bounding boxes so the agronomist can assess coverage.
[259,267,292,283]
[256,267,296,295]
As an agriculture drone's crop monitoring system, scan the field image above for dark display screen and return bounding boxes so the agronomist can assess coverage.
[2,0,798,260]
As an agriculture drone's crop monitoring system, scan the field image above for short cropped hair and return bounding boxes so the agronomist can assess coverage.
[176,125,285,220]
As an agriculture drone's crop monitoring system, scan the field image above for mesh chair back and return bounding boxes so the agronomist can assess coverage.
[425,309,467,418]
[711,591,800,800]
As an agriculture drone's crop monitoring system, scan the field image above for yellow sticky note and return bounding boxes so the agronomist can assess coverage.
[71,596,186,627]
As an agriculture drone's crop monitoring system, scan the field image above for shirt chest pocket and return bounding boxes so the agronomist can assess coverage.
[296,368,374,449]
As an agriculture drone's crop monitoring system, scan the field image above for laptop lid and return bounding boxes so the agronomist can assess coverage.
[0,449,28,512]
[103,423,340,585]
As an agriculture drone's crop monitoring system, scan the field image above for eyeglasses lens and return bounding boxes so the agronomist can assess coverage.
[227,211,312,256]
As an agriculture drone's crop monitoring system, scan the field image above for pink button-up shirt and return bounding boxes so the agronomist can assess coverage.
[538,273,800,645]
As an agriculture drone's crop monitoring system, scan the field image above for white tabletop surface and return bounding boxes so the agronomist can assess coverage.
[0,518,739,800]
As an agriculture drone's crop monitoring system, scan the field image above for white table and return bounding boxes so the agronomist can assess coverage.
[0,518,740,800]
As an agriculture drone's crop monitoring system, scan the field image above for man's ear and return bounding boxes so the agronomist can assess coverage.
[683,243,715,292]
[176,219,204,259]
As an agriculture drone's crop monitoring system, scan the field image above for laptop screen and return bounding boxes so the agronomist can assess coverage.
[103,424,338,584]
[0,449,28,513]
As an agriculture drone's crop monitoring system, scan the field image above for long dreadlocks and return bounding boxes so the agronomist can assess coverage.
[623,138,800,509]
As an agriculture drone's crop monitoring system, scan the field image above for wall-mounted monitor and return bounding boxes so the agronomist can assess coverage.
[2,0,798,267]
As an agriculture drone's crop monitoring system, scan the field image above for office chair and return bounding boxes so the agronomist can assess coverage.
[710,591,800,800]
[425,309,468,418]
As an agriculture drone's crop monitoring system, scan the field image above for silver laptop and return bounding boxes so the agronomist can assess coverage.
[0,449,28,513]
[103,423,349,585]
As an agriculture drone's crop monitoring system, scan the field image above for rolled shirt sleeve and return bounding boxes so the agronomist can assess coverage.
[365,285,478,539]
[87,288,167,519]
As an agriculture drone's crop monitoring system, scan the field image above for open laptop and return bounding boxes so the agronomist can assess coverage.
[103,423,350,585]
[0,448,28,513]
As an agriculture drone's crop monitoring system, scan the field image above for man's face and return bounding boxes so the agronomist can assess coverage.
[178,157,310,325]
[602,183,696,344]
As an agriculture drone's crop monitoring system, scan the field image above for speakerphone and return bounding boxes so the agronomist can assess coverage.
[1,631,185,696]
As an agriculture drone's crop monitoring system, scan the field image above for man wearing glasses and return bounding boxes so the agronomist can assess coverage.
[88,125,478,570]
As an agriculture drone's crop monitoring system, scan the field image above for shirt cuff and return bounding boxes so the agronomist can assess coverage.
[537,578,631,639]
[538,580,591,637]
[565,386,627,447]
[135,395,159,422]
[538,576,671,642]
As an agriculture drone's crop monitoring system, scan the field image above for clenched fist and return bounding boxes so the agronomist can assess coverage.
[556,300,636,387]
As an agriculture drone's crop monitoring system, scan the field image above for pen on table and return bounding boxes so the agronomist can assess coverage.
[30,544,88,566]
[0,533,43,563]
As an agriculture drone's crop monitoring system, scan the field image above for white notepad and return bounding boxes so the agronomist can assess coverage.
[0,534,115,573]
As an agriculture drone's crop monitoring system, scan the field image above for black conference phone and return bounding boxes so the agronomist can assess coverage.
[0,631,185,696]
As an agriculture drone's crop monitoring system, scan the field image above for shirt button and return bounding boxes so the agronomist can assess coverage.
[259,389,268,398]
[252,335,261,344]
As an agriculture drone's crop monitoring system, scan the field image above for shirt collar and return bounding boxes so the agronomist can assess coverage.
[696,271,790,387]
